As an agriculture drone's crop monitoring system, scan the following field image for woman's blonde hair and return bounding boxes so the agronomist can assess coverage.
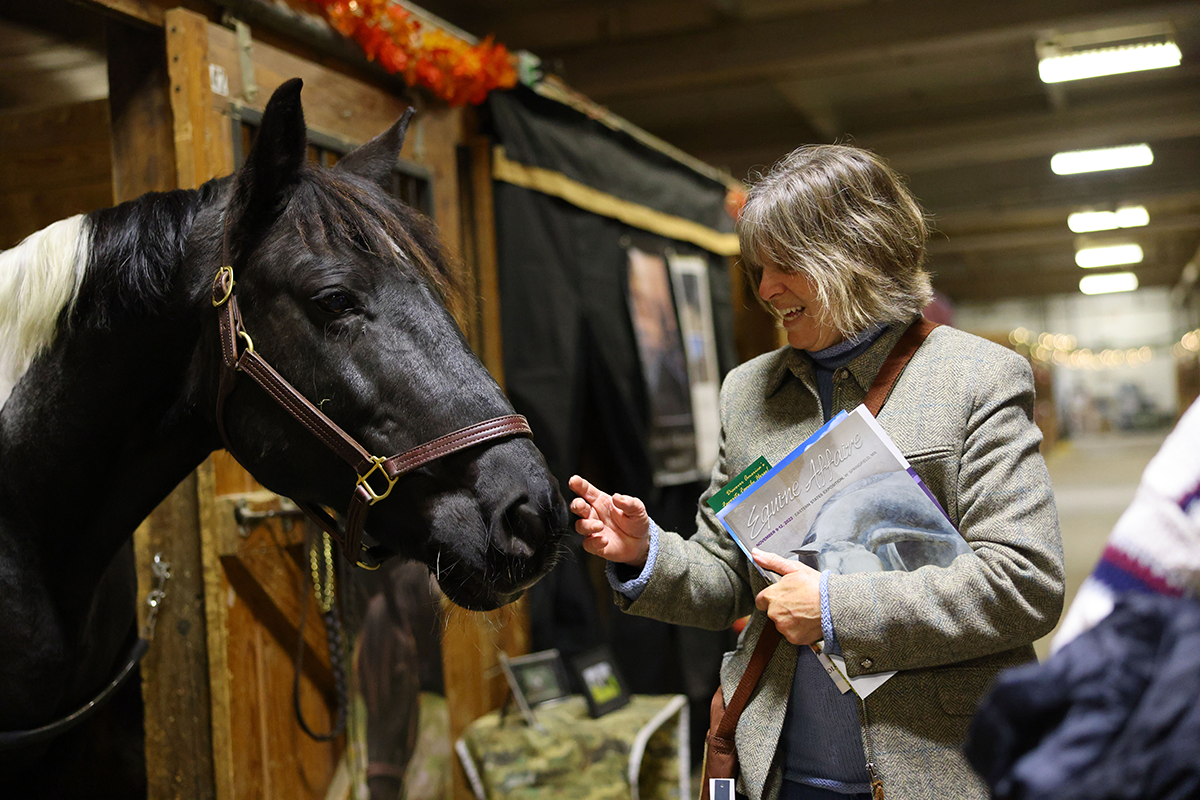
[737,144,934,337]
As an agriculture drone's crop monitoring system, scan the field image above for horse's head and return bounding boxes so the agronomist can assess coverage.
[203,79,565,610]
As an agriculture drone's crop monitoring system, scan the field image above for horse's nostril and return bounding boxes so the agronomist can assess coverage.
[495,498,540,560]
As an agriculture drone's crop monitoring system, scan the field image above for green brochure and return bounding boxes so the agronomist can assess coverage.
[706,456,772,514]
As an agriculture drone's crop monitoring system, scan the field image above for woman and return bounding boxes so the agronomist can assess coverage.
[570,145,1064,800]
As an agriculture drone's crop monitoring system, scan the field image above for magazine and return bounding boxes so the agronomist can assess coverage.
[713,404,974,696]
[716,405,971,582]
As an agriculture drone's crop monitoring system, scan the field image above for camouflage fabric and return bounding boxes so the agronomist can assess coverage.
[460,695,687,800]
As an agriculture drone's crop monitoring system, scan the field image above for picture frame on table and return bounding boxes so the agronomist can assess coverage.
[570,645,631,718]
[498,649,571,727]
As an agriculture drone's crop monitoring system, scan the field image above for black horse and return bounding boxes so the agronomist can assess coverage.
[0,79,566,794]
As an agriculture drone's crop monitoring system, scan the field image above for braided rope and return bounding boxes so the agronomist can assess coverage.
[294,529,349,742]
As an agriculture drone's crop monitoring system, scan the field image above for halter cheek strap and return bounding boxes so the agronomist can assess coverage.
[211,266,533,567]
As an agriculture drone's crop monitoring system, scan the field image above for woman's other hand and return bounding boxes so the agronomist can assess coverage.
[753,549,824,645]
[568,475,651,568]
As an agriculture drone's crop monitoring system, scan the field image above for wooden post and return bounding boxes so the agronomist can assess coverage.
[108,17,220,800]
[467,136,506,383]
[163,10,240,799]
[165,9,231,191]
[437,125,533,800]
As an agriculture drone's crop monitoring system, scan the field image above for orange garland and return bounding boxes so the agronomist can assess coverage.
[303,0,517,106]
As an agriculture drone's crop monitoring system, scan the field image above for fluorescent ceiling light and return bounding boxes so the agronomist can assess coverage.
[1076,243,1144,268]
[1080,272,1139,295]
[1039,42,1181,83]
[1052,144,1153,175]
[1067,206,1150,233]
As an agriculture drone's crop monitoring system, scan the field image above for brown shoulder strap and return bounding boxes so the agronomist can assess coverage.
[715,316,940,734]
[863,317,939,417]
[714,624,782,739]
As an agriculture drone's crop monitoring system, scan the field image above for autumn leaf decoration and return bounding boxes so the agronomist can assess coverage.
[305,0,518,106]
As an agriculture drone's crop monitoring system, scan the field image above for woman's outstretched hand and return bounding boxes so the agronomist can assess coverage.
[568,475,652,568]
[753,549,824,645]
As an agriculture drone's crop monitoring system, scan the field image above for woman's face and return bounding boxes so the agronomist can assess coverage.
[758,260,845,352]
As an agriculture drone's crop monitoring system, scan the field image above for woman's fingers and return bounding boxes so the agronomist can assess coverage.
[569,497,596,519]
[568,474,606,505]
[612,493,647,519]
[575,518,607,536]
[752,548,804,575]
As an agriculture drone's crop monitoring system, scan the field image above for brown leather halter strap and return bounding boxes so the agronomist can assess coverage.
[210,265,532,567]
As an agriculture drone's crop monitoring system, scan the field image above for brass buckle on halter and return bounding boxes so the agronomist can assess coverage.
[212,266,235,307]
[356,456,398,504]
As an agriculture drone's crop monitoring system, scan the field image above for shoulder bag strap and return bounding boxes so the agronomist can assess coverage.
[719,315,940,726]
[863,317,939,417]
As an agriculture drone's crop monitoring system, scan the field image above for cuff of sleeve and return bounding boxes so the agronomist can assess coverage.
[820,570,840,655]
[607,519,661,601]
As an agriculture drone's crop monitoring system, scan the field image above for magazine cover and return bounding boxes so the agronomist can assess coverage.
[716,405,972,583]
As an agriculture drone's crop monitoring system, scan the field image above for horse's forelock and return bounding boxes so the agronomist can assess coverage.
[290,170,460,303]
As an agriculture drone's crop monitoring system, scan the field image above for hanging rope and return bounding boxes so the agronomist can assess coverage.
[294,527,350,742]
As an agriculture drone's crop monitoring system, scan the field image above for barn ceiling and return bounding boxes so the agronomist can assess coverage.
[414,0,1200,306]
[2,0,1198,306]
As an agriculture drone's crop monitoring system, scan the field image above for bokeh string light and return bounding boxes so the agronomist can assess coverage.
[1007,326,1177,370]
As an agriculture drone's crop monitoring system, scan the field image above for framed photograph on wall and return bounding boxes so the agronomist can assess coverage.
[626,245,700,486]
[667,253,722,475]
[498,649,572,727]
[570,646,631,718]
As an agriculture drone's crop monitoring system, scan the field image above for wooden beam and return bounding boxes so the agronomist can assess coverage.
[859,90,1200,174]
[108,17,219,800]
[459,0,720,53]
[163,10,240,799]
[71,0,221,28]
[73,0,167,27]
[541,0,1196,99]
[929,213,1200,254]
[465,135,506,382]
[107,19,177,199]
[166,8,231,189]
[441,599,530,800]
[132,474,218,800]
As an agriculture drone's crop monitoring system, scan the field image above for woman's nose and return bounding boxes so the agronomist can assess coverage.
[759,264,784,301]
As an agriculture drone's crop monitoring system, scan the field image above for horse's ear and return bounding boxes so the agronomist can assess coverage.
[228,78,307,238]
[334,107,415,191]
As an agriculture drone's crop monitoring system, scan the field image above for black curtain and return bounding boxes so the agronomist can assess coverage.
[486,87,738,754]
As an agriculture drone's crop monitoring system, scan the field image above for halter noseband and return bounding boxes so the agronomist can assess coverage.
[210,265,532,567]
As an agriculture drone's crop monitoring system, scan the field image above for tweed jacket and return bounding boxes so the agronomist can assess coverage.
[616,318,1065,800]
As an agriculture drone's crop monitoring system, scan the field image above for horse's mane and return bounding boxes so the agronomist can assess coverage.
[0,163,453,409]
[80,182,225,327]
[0,182,221,407]
[0,215,89,404]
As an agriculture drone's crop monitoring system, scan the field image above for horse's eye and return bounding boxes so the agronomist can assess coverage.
[315,291,355,315]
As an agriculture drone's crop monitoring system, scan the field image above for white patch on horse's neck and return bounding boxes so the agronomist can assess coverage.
[0,214,89,410]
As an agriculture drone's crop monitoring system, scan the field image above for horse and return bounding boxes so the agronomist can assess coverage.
[0,78,567,795]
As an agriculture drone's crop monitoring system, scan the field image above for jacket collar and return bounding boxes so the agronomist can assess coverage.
[764,315,922,399]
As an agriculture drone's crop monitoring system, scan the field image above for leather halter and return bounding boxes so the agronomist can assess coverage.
[211,265,532,567]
